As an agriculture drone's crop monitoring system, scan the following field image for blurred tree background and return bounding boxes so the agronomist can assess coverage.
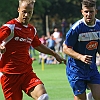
[0,0,100,36]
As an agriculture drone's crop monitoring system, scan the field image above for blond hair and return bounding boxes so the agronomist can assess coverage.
[19,0,35,7]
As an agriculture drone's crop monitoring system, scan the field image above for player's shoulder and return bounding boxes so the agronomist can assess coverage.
[96,18,100,24]
[28,24,37,33]
[6,18,17,24]
[4,19,19,29]
[1,19,17,30]
[96,18,100,22]
[28,24,36,29]
[71,18,84,30]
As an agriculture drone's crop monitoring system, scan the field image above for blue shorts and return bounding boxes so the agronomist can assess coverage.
[66,63,100,96]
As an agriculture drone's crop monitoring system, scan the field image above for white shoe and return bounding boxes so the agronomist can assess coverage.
[86,92,94,100]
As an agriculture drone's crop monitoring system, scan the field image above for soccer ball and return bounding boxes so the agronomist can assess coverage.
[86,92,94,100]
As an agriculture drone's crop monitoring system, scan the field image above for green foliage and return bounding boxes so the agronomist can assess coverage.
[47,0,81,20]
[0,0,100,23]
[34,0,51,16]
[0,0,100,34]
[0,0,18,25]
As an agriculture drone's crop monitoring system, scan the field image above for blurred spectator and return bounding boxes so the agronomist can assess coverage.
[46,34,56,51]
[61,18,67,39]
[39,53,48,64]
[52,28,62,53]
[30,46,36,56]
[52,28,61,39]
[39,35,47,46]
[46,56,59,64]
[39,35,48,64]
[29,46,36,61]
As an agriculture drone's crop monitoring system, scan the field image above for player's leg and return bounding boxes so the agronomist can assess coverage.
[87,69,100,100]
[22,70,49,100]
[1,74,23,100]
[66,66,87,100]
[88,84,100,100]
[74,92,86,100]
[68,78,87,100]
[86,85,94,100]
[29,84,49,100]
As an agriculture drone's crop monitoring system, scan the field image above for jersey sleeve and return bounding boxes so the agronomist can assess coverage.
[31,27,41,47]
[65,27,78,48]
[0,25,11,43]
[0,23,15,46]
[31,34,41,47]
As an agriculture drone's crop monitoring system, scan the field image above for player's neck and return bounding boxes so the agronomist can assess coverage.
[16,18,28,26]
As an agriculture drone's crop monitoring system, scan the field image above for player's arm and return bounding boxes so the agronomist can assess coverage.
[0,26,11,42]
[34,44,66,64]
[63,43,92,65]
[63,43,83,60]
[0,24,13,54]
[0,26,9,54]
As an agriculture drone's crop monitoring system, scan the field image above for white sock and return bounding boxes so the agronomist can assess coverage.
[38,94,49,100]
[86,92,94,100]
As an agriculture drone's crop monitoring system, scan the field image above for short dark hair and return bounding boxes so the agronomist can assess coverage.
[81,0,96,8]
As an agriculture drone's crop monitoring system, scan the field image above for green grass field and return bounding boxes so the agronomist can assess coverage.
[0,51,99,100]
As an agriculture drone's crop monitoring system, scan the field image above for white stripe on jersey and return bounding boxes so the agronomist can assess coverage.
[2,24,15,46]
[0,72,3,77]
[0,24,15,60]
[3,24,15,33]
[78,31,100,41]
[72,18,98,30]
[34,27,37,36]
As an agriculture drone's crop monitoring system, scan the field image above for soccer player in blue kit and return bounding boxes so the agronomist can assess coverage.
[63,0,100,100]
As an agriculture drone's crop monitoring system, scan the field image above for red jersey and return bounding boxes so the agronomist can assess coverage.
[0,18,41,74]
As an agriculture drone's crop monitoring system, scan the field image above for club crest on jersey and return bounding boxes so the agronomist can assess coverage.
[86,41,98,50]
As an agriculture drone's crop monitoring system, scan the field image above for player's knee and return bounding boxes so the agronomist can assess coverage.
[37,93,49,100]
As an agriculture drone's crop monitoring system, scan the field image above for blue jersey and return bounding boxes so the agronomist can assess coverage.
[65,18,100,69]
[65,18,100,96]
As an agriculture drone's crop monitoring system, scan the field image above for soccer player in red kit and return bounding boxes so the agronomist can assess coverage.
[0,0,66,100]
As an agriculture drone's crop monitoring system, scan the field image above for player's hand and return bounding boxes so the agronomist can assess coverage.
[54,53,66,64]
[0,45,6,54]
[79,55,92,65]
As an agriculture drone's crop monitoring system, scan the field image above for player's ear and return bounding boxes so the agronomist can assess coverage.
[17,7,20,12]
[95,9,98,15]
[81,10,83,15]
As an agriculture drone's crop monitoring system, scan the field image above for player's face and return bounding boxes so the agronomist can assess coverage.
[81,6,97,25]
[17,2,34,25]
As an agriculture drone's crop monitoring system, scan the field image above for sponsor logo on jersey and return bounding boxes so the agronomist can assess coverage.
[78,31,99,41]
[14,37,32,44]
[86,41,98,50]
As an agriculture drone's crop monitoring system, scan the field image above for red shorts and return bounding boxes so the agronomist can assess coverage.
[1,70,43,100]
